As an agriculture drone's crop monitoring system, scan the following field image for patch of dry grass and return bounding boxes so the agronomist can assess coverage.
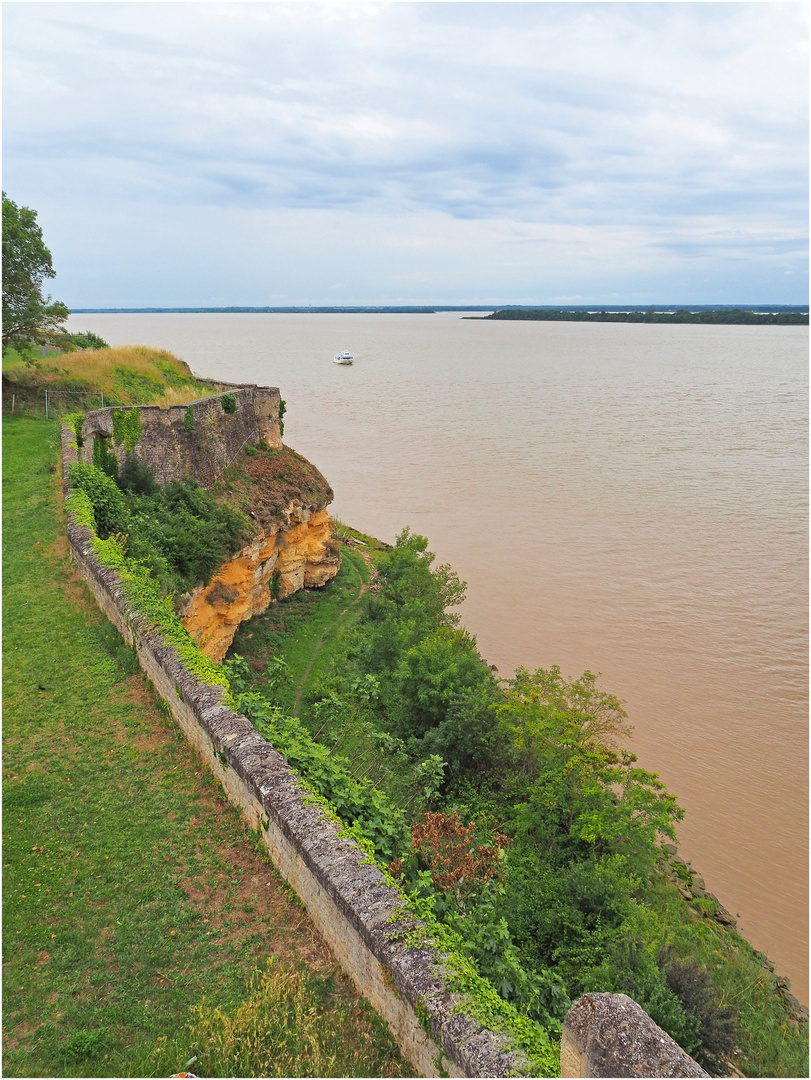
[3,344,209,408]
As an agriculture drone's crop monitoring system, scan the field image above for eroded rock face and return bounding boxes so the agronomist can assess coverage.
[181,502,340,662]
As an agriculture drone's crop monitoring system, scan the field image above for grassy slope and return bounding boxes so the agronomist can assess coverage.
[1,417,407,1078]
[3,344,213,412]
[229,543,370,717]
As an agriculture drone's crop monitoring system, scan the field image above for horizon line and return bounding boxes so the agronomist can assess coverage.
[69,303,810,314]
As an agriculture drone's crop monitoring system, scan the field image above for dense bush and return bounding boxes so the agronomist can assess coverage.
[65,330,109,350]
[663,952,740,1074]
[69,462,245,594]
[123,480,246,594]
[118,453,156,494]
[68,462,127,538]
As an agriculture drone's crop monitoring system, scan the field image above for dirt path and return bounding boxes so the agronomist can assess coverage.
[293,543,372,716]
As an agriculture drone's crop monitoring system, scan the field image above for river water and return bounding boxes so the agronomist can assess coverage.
[67,312,809,1002]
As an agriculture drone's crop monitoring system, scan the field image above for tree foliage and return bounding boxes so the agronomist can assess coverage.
[2,192,69,348]
[497,666,682,869]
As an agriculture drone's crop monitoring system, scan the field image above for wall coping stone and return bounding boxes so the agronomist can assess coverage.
[561,993,709,1078]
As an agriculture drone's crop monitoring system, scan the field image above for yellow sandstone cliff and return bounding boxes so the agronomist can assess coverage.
[179,444,341,662]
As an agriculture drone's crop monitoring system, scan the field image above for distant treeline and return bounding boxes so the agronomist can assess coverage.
[70,306,444,314]
[483,308,809,325]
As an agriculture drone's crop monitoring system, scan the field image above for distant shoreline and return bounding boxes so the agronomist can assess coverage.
[476,308,809,325]
[68,306,484,314]
[69,303,808,319]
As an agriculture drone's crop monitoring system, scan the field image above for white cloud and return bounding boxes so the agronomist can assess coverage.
[2,1,807,304]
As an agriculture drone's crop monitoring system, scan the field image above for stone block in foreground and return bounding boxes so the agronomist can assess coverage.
[561,993,709,1077]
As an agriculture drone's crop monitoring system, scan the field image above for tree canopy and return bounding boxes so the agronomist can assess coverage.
[2,191,69,348]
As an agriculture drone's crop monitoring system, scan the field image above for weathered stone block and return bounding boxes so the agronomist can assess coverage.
[561,993,708,1078]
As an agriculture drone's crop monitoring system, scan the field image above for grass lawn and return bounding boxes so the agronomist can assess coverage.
[2,416,408,1078]
[229,541,371,719]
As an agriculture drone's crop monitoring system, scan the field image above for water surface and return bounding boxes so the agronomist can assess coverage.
[69,311,809,1001]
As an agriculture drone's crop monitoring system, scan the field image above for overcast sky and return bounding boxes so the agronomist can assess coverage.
[3,1,808,306]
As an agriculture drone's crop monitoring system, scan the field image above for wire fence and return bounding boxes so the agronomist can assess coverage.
[3,389,105,419]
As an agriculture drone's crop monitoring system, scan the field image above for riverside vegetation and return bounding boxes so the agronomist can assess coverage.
[11,352,807,1076]
[480,307,809,324]
[228,527,809,1078]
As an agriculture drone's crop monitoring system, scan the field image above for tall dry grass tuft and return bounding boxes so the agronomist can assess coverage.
[142,960,407,1078]
[3,342,209,407]
[155,385,205,408]
[49,344,196,388]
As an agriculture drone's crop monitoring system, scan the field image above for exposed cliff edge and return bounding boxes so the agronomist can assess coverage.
[180,442,341,661]
[72,387,340,662]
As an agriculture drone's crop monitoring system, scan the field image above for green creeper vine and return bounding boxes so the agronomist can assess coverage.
[62,413,84,449]
[184,405,195,432]
[279,398,286,438]
[112,408,142,453]
[383,884,561,1076]
[92,434,119,480]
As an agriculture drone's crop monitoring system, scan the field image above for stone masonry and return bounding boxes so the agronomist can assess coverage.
[76,385,282,486]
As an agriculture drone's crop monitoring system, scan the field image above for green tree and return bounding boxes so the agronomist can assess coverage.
[498,666,683,869]
[2,191,69,348]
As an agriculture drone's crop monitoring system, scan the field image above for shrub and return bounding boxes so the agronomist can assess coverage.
[65,330,109,351]
[123,480,246,594]
[408,810,509,901]
[504,856,637,989]
[184,404,195,432]
[663,952,739,1074]
[68,462,127,539]
[221,392,237,414]
[118,453,156,495]
[597,937,702,1057]
[62,1029,107,1063]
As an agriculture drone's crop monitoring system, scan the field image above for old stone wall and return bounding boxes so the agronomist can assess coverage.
[76,385,282,486]
[61,422,531,1079]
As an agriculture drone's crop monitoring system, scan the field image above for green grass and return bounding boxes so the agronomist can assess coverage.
[2,343,210,416]
[642,874,810,1078]
[2,416,408,1078]
[229,544,371,718]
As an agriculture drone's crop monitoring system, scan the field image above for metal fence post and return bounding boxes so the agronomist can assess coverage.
[45,390,49,419]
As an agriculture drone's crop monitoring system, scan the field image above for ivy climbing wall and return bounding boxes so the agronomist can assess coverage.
[76,385,282,487]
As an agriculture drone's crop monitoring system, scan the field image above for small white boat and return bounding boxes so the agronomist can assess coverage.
[333,351,353,365]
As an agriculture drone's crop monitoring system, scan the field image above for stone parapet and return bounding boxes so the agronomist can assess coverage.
[561,993,708,1078]
[60,420,532,1079]
[76,385,282,486]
